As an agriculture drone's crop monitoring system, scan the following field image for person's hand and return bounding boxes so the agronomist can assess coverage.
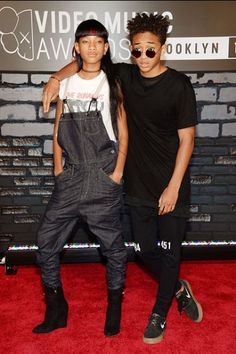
[43,77,60,113]
[158,186,178,215]
[109,172,122,185]
[54,168,63,177]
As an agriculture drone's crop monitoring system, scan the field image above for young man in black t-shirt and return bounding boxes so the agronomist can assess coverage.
[42,13,203,344]
[121,13,203,344]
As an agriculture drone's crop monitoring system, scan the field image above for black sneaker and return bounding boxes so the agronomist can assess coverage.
[143,313,166,344]
[176,279,203,323]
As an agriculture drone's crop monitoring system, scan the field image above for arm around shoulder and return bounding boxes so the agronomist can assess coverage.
[43,61,78,113]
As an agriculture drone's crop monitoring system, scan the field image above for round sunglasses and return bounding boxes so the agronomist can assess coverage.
[131,47,157,59]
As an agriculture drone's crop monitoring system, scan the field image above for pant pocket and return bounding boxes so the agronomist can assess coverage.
[55,165,74,182]
[99,168,123,187]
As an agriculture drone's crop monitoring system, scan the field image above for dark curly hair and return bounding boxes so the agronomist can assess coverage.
[127,13,170,45]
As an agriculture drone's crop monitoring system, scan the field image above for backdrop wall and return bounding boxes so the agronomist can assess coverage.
[0,1,236,263]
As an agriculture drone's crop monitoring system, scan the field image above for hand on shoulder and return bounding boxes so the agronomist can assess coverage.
[43,76,60,113]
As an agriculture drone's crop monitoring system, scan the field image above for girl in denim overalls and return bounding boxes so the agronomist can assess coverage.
[33,19,128,337]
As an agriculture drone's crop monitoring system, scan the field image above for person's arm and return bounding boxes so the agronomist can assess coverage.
[43,61,78,113]
[53,99,64,176]
[158,126,195,215]
[109,100,128,184]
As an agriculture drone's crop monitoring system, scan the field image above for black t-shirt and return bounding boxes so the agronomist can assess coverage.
[115,63,198,217]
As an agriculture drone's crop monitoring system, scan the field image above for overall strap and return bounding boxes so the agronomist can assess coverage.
[92,74,107,99]
[87,74,107,115]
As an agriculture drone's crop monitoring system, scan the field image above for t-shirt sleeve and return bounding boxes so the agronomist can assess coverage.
[176,75,198,129]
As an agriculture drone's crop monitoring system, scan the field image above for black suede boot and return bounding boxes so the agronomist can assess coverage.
[32,286,68,334]
[104,287,123,336]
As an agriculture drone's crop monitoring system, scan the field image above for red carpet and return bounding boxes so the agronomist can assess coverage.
[0,260,236,354]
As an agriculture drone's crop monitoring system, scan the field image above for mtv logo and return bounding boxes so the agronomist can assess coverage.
[0,6,34,61]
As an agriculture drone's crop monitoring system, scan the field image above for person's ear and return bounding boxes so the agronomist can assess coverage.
[104,42,109,55]
[161,44,166,54]
[74,42,80,54]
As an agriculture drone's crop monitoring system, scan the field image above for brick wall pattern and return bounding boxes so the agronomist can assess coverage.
[0,72,236,245]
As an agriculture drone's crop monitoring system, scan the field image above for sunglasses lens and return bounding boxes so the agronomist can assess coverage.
[131,49,141,58]
[131,48,157,58]
[146,49,156,58]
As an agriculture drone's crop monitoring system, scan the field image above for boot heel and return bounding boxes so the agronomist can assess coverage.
[56,308,68,328]
[32,286,68,334]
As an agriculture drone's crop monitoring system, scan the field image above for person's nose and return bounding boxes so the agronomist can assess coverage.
[89,41,96,50]
[141,50,147,58]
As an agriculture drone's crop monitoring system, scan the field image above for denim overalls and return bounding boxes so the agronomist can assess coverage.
[36,75,127,290]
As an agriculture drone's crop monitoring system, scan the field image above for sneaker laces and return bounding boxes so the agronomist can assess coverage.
[149,313,165,328]
[176,287,192,313]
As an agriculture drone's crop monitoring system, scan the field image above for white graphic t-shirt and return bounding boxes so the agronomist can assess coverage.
[59,70,116,142]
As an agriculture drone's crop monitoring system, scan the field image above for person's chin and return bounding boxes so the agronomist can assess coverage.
[138,63,150,71]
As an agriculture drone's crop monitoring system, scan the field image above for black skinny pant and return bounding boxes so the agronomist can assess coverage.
[129,205,186,318]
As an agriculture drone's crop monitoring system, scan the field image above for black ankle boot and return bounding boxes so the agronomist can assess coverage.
[104,287,123,336]
[32,286,68,334]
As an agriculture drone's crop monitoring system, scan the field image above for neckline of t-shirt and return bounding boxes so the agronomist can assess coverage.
[139,66,170,81]
[76,70,105,82]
